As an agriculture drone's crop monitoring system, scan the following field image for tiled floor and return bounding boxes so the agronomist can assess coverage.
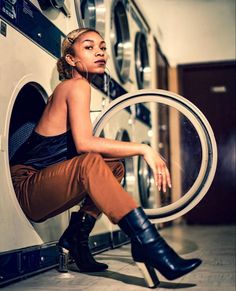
[2,224,236,291]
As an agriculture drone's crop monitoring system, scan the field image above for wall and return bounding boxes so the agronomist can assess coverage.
[134,0,235,66]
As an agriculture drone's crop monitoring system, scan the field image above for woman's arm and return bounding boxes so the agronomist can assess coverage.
[67,79,147,158]
[67,79,171,191]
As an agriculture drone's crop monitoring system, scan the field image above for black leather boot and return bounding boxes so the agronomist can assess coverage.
[118,207,201,287]
[58,211,108,272]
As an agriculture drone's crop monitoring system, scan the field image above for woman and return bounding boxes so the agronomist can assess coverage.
[10,28,201,284]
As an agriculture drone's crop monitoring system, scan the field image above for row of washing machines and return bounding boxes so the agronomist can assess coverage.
[0,0,162,285]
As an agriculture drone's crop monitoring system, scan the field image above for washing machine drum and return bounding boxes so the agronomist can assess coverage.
[9,84,46,160]
[93,89,218,223]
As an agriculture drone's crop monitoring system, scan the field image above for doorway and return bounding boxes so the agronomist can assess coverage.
[178,61,236,224]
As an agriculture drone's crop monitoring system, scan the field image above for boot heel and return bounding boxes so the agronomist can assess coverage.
[135,262,160,288]
[58,247,69,273]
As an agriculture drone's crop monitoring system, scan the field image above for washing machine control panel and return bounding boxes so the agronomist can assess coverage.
[0,0,17,23]
[0,0,65,58]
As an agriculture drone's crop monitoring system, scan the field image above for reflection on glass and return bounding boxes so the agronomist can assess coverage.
[180,115,202,195]
[97,102,203,210]
[99,108,136,199]
[138,150,152,208]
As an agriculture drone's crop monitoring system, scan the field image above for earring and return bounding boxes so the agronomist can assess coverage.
[104,66,111,95]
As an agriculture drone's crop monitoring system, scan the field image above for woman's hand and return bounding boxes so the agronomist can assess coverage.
[142,144,172,192]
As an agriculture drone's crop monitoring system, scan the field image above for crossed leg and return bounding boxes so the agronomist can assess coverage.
[11,152,137,224]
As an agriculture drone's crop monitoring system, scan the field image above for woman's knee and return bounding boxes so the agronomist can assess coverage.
[80,152,105,173]
[84,152,104,163]
[113,161,125,178]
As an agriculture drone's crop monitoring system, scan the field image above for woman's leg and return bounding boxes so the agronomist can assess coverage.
[14,152,137,223]
[80,158,126,218]
[118,208,201,287]
[57,158,127,272]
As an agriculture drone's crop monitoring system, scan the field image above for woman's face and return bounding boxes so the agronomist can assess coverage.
[72,31,108,75]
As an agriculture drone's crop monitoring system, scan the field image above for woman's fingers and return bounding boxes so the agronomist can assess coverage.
[144,149,172,193]
[165,167,172,188]
[157,170,162,191]
[162,170,167,193]
[156,165,171,192]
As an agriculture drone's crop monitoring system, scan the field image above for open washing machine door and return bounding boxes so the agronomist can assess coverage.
[93,89,218,223]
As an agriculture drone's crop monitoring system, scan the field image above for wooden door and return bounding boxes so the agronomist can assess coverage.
[178,61,236,224]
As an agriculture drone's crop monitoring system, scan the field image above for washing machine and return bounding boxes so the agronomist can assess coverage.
[126,1,160,209]
[131,103,160,209]
[0,0,111,284]
[72,0,133,93]
[106,0,138,245]
[0,0,75,284]
[45,0,114,253]
[35,0,114,254]
[105,0,133,94]
[129,0,151,91]
[100,106,137,247]
[73,0,139,247]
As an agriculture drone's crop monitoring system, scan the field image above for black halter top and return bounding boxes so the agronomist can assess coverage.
[10,130,78,170]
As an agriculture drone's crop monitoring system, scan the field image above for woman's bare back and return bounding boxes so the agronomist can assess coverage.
[34,78,86,137]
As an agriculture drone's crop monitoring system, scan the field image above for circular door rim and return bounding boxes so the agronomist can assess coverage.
[93,89,218,223]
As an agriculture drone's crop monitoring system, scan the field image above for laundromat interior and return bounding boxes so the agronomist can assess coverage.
[0,0,235,290]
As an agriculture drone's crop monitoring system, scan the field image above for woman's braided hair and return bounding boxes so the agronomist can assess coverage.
[57,28,102,80]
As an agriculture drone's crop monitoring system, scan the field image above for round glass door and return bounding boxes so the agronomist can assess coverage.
[93,89,218,223]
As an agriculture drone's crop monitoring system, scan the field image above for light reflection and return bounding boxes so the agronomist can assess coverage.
[58,272,76,279]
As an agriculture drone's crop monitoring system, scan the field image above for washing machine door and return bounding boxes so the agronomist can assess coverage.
[111,0,131,84]
[93,89,218,223]
[135,32,151,89]
[74,0,105,37]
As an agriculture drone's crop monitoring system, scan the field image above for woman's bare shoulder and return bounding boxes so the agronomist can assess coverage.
[54,78,90,98]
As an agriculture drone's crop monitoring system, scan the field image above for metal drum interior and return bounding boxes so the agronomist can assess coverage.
[8,83,69,243]
[93,89,218,223]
